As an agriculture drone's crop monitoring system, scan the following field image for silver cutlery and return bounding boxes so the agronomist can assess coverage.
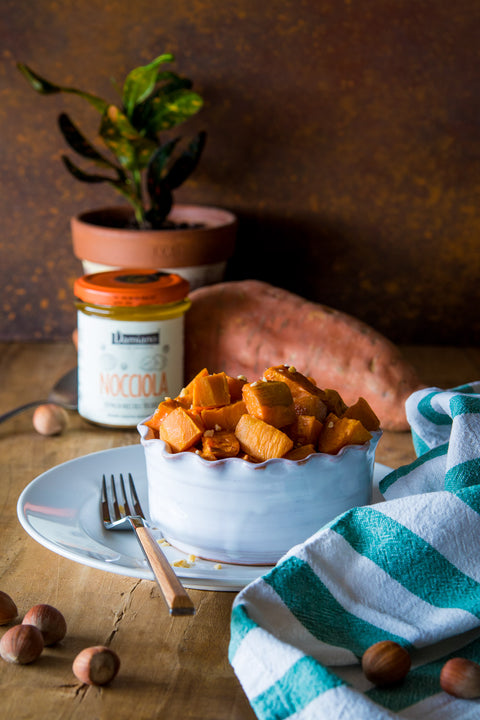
[0,367,78,424]
[101,472,195,616]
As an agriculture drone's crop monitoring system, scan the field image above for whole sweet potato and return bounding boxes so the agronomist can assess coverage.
[184,280,424,431]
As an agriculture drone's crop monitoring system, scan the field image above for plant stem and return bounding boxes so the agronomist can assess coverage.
[132,169,145,227]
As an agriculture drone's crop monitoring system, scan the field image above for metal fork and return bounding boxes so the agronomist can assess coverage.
[101,473,195,616]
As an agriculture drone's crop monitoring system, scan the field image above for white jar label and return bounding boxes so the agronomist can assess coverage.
[77,312,185,426]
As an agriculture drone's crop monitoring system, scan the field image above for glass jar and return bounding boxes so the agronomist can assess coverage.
[74,269,190,428]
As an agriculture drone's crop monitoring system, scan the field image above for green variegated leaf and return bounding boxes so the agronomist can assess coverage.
[146,89,204,133]
[156,71,193,93]
[145,186,173,228]
[122,54,174,118]
[100,105,157,170]
[163,130,207,190]
[145,141,178,226]
[147,138,180,181]
[62,155,121,184]
[131,72,194,136]
[58,113,126,179]
[17,63,108,113]
[17,63,61,94]
[62,156,143,220]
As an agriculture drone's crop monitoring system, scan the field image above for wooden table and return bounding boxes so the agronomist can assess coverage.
[1,342,479,719]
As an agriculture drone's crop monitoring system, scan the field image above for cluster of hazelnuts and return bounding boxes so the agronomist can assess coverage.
[362,640,480,699]
[0,590,119,686]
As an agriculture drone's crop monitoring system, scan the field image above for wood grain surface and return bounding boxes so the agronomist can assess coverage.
[1,342,479,719]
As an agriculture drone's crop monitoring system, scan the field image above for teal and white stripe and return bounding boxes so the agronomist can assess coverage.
[381,382,480,498]
[229,382,480,718]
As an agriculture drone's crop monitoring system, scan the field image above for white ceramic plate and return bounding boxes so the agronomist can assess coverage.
[17,444,391,592]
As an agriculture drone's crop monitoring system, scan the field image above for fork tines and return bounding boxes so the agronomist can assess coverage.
[102,472,144,524]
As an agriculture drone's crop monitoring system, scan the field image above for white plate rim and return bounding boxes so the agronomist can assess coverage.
[17,444,391,592]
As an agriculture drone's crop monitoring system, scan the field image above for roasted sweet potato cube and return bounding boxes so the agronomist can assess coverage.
[322,388,348,417]
[192,372,230,408]
[289,415,323,447]
[264,365,320,394]
[343,397,381,431]
[263,365,327,421]
[242,381,296,428]
[284,444,316,461]
[159,407,205,452]
[235,414,294,461]
[201,430,240,460]
[226,375,248,402]
[299,415,323,445]
[145,398,182,432]
[177,368,209,406]
[317,413,372,455]
[187,406,205,426]
[201,400,247,431]
[291,393,327,421]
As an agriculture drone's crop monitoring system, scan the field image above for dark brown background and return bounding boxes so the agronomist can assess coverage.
[1,0,480,344]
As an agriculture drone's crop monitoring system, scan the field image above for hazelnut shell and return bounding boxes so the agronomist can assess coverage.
[0,624,44,664]
[0,590,18,625]
[361,640,411,686]
[440,657,480,699]
[22,603,67,645]
[73,646,120,686]
[33,404,68,436]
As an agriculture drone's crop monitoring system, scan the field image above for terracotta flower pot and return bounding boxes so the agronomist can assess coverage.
[71,204,238,290]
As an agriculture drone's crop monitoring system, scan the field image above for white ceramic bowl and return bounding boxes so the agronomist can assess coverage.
[138,422,382,565]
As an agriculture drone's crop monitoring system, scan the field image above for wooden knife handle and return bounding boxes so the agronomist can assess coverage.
[130,518,195,616]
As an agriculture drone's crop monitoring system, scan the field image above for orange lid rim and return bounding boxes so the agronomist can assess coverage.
[74,268,190,307]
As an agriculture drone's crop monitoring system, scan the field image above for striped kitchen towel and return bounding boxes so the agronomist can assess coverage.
[229,382,480,719]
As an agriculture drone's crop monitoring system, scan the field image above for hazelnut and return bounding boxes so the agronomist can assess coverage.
[33,404,68,436]
[440,657,480,699]
[73,646,120,686]
[22,604,67,645]
[361,640,411,687]
[0,591,18,625]
[0,624,44,664]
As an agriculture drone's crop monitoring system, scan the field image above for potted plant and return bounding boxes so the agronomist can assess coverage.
[17,54,237,289]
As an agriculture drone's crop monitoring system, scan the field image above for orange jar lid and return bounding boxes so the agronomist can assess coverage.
[74,269,190,307]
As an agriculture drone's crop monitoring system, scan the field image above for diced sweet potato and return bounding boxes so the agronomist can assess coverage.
[264,365,320,394]
[144,398,182,432]
[235,414,293,461]
[177,367,209,405]
[201,430,240,459]
[292,394,327,420]
[242,381,296,428]
[343,397,381,431]
[263,365,327,421]
[317,413,372,455]
[284,444,316,461]
[322,388,348,417]
[159,407,205,452]
[146,359,382,463]
[201,400,247,431]
[192,372,231,408]
[226,375,248,402]
[288,415,323,447]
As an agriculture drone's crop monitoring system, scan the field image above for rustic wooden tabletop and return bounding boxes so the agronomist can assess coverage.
[1,342,479,719]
